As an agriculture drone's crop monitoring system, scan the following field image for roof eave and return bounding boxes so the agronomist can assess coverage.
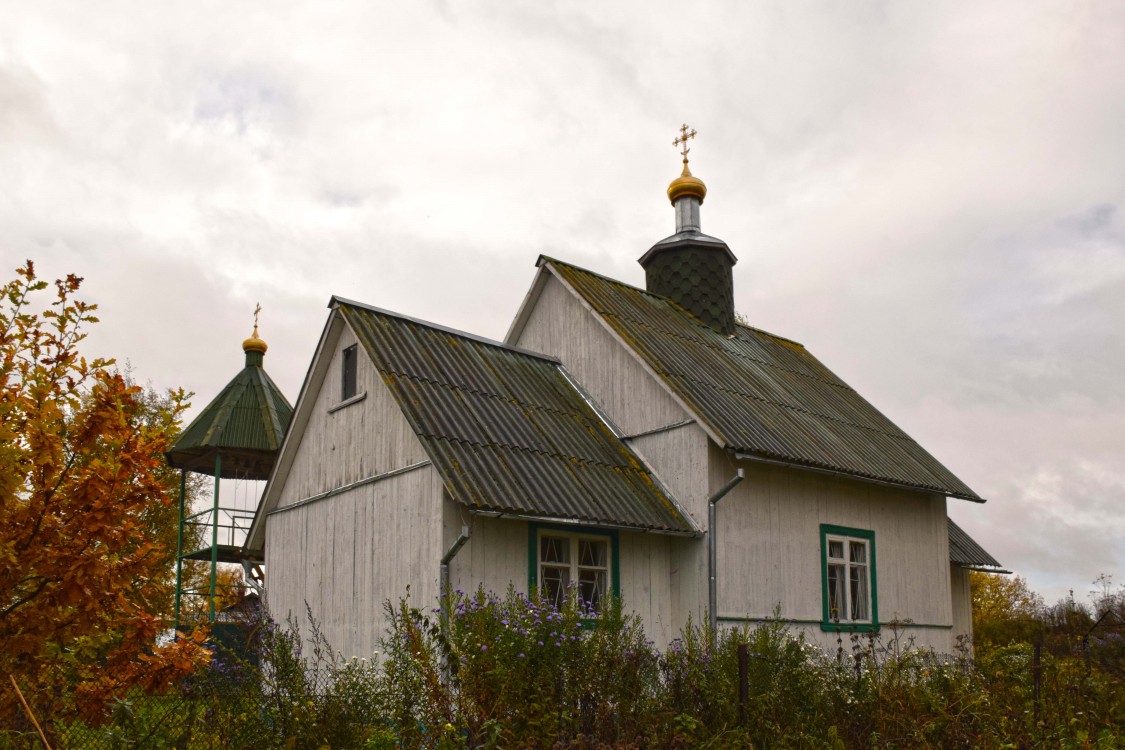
[956,564,1013,574]
[468,508,702,538]
[732,450,985,503]
[637,232,738,267]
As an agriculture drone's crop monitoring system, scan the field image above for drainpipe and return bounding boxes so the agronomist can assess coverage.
[440,525,471,605]
[439,525,471,686]
[708,468,746,633]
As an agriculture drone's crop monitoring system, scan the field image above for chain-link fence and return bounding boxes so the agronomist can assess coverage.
[2,671,354,750]
[5,688,257,750]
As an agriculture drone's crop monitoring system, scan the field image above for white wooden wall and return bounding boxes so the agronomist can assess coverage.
[950,564,973,649]
[709,445,956,652]
[443,509,527,597]
[276,323,428,509]
[265,318,444,659]
[628,423,711,632]
[617,531,677,646]
[443,510,681,647]
[266,465,444,659]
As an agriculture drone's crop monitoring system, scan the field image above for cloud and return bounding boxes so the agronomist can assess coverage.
[1,0,1123,606]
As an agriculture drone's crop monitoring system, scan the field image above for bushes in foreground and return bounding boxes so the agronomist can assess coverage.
[8,587,1123,748]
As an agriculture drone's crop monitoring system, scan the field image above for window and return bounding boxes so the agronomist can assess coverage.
[528,524,619,611]
[820,524,877,631]
[341,344,358,400]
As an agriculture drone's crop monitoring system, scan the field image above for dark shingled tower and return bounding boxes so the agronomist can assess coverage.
[639,125,738,335]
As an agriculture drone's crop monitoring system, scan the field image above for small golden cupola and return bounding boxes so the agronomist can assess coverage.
[639,125,739,334]
[242,303,269,360]
[666,125,707,206]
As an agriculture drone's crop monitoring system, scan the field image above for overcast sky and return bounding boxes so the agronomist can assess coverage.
[3,1,1122,608]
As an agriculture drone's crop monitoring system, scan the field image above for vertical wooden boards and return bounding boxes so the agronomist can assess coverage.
[629,424,709,631]
[265,463,444,659]
[949,564,973,647]
[617,531,676,647]
[713,456,956,652]
[512,273,686,437]
[263,317,442,659]
[277,324,428,509]
[449,514,529,597]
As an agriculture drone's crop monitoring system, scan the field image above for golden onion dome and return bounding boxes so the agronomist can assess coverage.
[243,330,268,354]
[667,161,707,205]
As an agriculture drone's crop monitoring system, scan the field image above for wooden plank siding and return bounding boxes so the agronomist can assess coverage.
[276,323,428,509]
[266,465,444,660]
[710,444,956,652]
[950,564,974,648]
[444,512,528,598]
[628,423,711,632]
[264,317,442,658]
[441,510,680,647]
[616,530,677,646]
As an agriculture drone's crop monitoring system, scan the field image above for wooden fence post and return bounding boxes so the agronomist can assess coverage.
[737,642,749,724]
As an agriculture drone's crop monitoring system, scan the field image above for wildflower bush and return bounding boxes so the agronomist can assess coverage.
[377,587,660,747]
[12,584,1123,749]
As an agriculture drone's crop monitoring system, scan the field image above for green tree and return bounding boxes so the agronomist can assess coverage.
[0,261,208,727]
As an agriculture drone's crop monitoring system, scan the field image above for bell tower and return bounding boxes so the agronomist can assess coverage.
[165,306,293,627]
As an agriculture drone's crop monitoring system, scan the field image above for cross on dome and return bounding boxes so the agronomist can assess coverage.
[243,302,268,355]
[666,124,706,206]
[673,124,697,164]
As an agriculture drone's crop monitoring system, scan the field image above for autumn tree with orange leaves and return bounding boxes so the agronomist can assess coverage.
[0,262,209,727]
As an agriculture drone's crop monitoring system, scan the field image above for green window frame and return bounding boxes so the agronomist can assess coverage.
[820,524,878,632]
[528,523,620,612]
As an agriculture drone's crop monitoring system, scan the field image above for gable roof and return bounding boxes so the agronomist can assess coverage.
[167,351,293,480]
[537,257,982,502]
[336,298,697,535]
[948,519,1007,571]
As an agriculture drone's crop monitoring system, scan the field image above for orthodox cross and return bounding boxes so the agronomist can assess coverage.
[253,302,261,336]
[673,124,697,164]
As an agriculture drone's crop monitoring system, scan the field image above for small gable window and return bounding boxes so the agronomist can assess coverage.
[529,524,619,612]
[341,344,358,400]
[820,524,878,632]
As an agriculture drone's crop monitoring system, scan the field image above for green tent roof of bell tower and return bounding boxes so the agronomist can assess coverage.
[166,330,293,480]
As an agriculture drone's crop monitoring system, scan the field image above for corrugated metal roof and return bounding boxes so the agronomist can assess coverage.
[948,519,1006,570]
[338,300,695,535]
[546,258,983,502]
[167,350,294,480]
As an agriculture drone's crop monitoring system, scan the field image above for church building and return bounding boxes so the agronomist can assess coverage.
[244,128,1002,655]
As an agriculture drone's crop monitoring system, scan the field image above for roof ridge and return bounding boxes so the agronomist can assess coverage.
[333,296,560,364]
[733,321,804,348]
[540,256,807,348]
[537,255,659,298]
